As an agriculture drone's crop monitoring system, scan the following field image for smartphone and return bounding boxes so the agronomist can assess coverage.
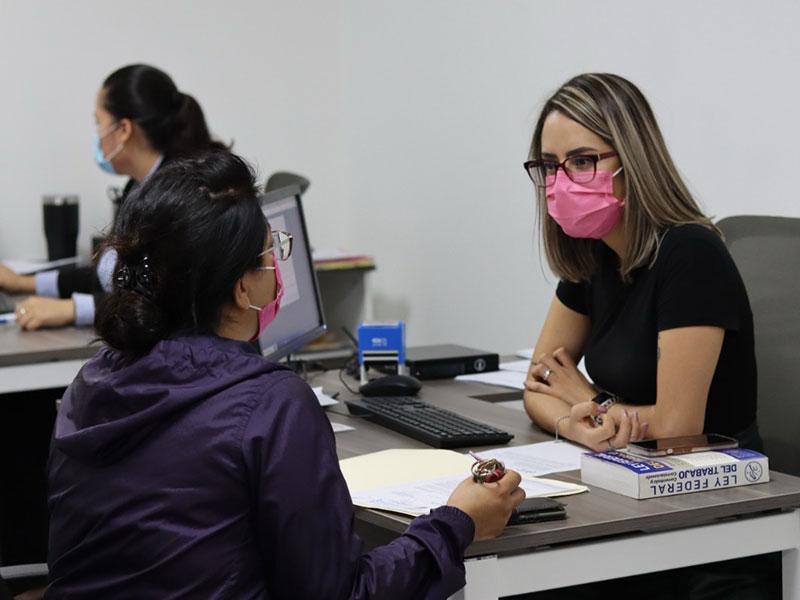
[507,497,566,526]
[626,433,738,457]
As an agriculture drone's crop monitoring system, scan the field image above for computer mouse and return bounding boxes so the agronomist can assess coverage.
[359,374,422,397]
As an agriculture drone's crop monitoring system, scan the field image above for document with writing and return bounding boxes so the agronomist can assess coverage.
[486,441,586,477]
[350,473,586,517]
[341,446,588,517]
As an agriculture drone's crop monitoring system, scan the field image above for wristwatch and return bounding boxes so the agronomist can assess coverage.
[591,391,618,426]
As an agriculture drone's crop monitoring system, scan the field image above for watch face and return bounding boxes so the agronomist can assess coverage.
[592,392,614,405]
[591,393,616,426]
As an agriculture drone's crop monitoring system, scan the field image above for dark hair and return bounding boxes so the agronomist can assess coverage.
[96,152,266,354]
[102,64,227,158]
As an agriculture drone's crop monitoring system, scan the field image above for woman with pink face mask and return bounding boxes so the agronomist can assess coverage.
[522,73,760,453]
[519,73,773,600]
[45,151,524,599]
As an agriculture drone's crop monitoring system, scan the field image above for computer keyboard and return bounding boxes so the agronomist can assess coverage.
[345,396,513,449]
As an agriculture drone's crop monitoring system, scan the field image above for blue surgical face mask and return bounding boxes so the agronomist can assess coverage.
[94,124,123,175]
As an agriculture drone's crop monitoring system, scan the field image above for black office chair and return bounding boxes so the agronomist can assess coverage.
[717,215,800,476]
[264,171,310,195]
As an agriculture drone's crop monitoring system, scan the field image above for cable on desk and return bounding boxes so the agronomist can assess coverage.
[338,366,361,395]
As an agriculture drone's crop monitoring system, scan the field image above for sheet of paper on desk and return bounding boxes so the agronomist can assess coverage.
[340,449,474,494]
[455,370,525,389]
[313,386,338,407]
[330,422,355,433]
[500,359,532,373]
[351,474,587,517]
[486,441,586,477]
[511,350,590,378]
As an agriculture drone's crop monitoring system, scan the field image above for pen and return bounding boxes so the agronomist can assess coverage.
[0,312,16,325]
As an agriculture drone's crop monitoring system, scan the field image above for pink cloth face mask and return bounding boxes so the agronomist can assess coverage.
[546,167,624,239]
[249,258,284,341]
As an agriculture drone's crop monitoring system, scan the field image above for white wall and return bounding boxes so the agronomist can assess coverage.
[2,1,799,353]
[342,0,800,352]
[0,0,349,259]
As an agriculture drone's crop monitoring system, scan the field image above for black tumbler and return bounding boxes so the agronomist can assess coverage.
[42,195,79,261]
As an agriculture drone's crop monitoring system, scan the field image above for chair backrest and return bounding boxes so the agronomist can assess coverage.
[264,171,310,195]
[717,215,800,476]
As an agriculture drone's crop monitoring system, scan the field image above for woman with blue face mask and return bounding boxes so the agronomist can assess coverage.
[45,151,524,599]
[0,64,225,330]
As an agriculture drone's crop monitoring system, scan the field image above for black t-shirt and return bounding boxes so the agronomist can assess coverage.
[556,224,757,436]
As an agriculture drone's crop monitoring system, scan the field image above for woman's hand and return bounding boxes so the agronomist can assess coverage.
[447,470,525,541]
[526,347,596,406]
[0,263,35,294]
[565,401,647,452]
[15,297,76,330]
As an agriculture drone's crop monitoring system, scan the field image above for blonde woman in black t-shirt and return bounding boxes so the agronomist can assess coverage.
[521,73,761,454]
[519,73,774,600]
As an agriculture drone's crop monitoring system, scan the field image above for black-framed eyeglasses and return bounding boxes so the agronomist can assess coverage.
[523,151,618,188]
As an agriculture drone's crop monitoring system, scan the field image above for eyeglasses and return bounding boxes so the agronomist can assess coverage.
[523,151,618,188]
[256,230,293,270]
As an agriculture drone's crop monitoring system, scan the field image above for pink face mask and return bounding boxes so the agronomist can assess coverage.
[249,258,284,341]
[546,168,624,239]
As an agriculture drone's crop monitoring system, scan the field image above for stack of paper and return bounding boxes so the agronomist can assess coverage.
[340,444,588,517]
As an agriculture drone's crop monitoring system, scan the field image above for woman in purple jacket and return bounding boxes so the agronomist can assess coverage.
[45,152,524,599]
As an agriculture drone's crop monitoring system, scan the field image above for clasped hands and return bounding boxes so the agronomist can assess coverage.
[526,347,648,452]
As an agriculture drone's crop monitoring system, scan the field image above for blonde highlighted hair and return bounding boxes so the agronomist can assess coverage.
[530,73,714,282]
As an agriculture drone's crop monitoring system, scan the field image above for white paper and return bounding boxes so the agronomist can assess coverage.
[351,473,586,517]
[0,312,16,324]
[455,370,525,389]
[668,452,739,467]
[331,422,355,433]
[480,441,586,477]
[2,256,80,275]
[499,359,532,373]
[515,348,535,360]
[313,386,338,407]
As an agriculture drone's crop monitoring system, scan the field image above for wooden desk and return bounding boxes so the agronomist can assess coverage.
[320,372,800,599]
[0,326,98,394]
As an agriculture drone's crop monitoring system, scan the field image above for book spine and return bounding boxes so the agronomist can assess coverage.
[638,457,769,499]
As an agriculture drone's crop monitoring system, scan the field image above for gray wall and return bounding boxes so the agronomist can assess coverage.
[1,0,797,352]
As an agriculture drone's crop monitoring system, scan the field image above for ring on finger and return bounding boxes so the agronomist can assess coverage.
[19,307,27,315]
[543,368,552,382]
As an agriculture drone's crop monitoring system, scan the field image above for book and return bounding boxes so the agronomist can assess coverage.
[580,448,769,499]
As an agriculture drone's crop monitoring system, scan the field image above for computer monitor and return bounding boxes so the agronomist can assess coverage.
[257,185,326,361]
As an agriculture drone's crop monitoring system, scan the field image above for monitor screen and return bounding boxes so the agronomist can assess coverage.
[257,185,326,360]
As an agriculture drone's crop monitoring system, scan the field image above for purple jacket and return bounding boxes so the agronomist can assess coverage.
[46,335,474,599]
